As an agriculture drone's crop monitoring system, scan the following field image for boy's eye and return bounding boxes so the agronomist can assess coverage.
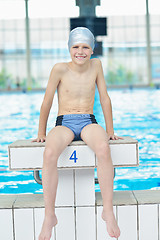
[72,46,89,49]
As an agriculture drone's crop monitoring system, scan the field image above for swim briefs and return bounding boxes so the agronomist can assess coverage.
[55,114,98,141]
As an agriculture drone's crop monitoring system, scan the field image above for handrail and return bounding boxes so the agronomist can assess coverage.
[33,169,116,185]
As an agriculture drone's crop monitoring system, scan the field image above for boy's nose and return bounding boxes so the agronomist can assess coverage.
[77,47,83,54]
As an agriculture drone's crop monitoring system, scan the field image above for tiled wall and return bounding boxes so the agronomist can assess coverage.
[0,191,160,240]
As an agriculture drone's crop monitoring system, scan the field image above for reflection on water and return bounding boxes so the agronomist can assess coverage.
[0,88,160,193]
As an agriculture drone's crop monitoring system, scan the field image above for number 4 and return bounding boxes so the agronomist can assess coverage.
[69,150,78,163]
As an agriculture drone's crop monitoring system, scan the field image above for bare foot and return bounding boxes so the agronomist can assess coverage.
[39,214,58,240]
[102,209,120,238]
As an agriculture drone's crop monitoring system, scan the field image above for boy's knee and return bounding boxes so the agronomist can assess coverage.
[43,147,58,165]
[96,141,110,159]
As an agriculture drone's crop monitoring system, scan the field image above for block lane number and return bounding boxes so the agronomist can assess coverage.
[69,150,78,163]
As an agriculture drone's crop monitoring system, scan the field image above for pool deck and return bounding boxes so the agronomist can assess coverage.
[0,190,160,240]
[0,84,158,93]
[1,190,160,209]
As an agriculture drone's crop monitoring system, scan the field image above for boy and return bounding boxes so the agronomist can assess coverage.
[34,27,121,240]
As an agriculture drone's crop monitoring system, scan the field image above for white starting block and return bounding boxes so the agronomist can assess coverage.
[8,136,138,170]
[8,136,139,240]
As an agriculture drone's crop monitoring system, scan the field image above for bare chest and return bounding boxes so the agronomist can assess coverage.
[58,71,96,97]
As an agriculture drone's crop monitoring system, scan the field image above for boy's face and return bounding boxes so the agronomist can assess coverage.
[70,43,93,65]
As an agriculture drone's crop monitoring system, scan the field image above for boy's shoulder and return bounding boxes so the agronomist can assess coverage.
[91,58,102,65]
[91,58,102,71]
[52,62,68,73]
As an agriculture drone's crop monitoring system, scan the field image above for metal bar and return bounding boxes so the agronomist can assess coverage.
[33,168,116,185]
[25,0,32,90]
[146,0,152,85]
[33,170,42,185]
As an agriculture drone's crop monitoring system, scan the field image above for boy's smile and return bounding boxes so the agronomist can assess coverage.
[70,43,93,64]
[75,55,86,60]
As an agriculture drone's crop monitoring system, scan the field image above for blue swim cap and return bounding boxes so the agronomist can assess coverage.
[68,27,95,51]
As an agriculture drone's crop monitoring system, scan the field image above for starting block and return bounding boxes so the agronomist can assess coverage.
[8,136,138,170]
[7,136,139,240]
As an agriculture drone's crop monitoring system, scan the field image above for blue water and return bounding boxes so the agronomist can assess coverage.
[0,88,160,194]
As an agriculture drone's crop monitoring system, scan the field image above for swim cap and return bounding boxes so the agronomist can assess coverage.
[68,27,95,51]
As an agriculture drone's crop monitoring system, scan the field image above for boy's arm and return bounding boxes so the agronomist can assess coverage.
[96,59,121,140]
[34,64,61,142]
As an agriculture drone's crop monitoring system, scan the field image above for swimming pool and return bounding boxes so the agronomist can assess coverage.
[0,88,160,193]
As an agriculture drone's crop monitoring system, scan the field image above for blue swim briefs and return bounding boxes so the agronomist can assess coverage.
[55,114,98,141]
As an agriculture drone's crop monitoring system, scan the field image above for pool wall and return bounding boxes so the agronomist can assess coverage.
[0,190,160,240]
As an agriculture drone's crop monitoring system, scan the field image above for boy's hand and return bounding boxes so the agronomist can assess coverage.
[108,134,124,140]
[32,135,46,143]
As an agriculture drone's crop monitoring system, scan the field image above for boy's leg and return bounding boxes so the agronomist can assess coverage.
[39,126,74,240]
[80,124,120,238]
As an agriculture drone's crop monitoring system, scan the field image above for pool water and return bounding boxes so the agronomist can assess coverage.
[0,88,160,194]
